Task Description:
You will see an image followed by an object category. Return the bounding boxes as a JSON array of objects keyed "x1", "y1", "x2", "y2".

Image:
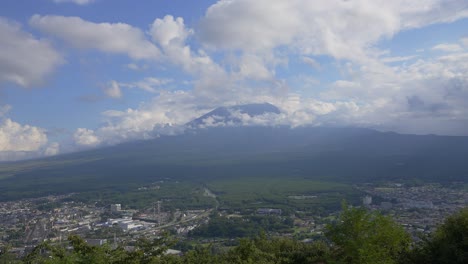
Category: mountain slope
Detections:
[{"x1": 0, "y1": 125, "x2": 467, "y2": 201}]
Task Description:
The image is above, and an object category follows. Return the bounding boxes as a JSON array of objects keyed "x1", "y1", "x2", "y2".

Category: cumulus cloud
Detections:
[
  {"x1": 70, "y1": 86, "x2": 270, "y2": 147},
  {"x1": 73, "y1": 128, "x2": 101, "y2": 146},
  {"x1": 104, "y1": 80, "x2": 122, "y2": 99},
  {"x1": 52, "y1": 0, "x2": 95, "y2": 5},
  {"x1": 302, "y1": 57, "x2": 321, "y2": 70},
  {"x1": 29, "y1": 15, "x2": 161, "y2": 60},
  {"x1": 461, "y1": 37, "x2": 468, "y2": 47},
  {"x1": 380, "y1": 55, "x2": 417, "y2": 63},
  {"x1": 119, "y1": 77, "x2": 172, "y2": 93},
  {"x1": 199, "y1": 0, "x2": 468, "y2": 63},
  {"x1": 126, "y1": 63, "x2": 148, "y2": 71},
  {"x1": 234, "y1": 53, "x2": 274, "y2": 80},
  {"x1": 0, "y1": 18, "x2": 63, "y2": 87},
  {"x1": 149, "y1": 15, "x2": 235, "y2": 98},
  {"x1": 150, "y1": 15, "x2": 192, "y2": 46},
  {"x1": 0, "y1": 118, "x2": 48, "y2": 152},
  {"x1": 0, "y1": 106, "x2": 60, "y2": 160},
  {"x1": 73, "y1": 86, "x2": 366, "y2": 148},
  {"x1": 44, "y1": 142, "x2": 60, "y2": 156},
  {"x1": 83, "y1": 91, "x2": 205, "y2": 145},
  {"x1": 319, "y1": 48, "x2": 468, "y2": 135},
  {"x1": 150, "y1": 15, "x2": 287, "y2": 103},
  {"x1": 150, "y1": 15, "x2": 223, "y2": 75},
  {"x1": 0, "y1": 105, "x2": 12, "y2": 117},
  {"x1": 432, "y1": 43, "x2": 464, "y2": 53}
]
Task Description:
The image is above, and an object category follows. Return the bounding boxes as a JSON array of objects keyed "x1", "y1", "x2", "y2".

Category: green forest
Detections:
[{"x1": 2, "y1": 206, "x2": 466, "y2": 264}]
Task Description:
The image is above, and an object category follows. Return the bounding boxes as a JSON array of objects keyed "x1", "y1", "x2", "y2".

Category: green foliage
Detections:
[
  {"x1": 407, "y1": 208, "x2": 468, "y2": 264},
  {"x1": 22, "y1": 234, "x2": 176, "y2": 264},
  {"x1": 182, "y1": 247, "x2": 219, "y2": 264},
  {"x1": 0, "y1": 245, "x2": 22, "y2": 264},
  {"x1": 222, "y1": 235, "x2": 332, "y2": 264},
  {"x1": 325, "y1": 203, "x2": 411, "y2": 264},
  {"x1": 72, "y1": 182, "x2": 216, "y2": 211},
  {"x1": 207, "y1": 177, "x2": 359, "y2": 212},
  {"x1": 189, "y1": 215, "x2": 293, "y2": 238}
]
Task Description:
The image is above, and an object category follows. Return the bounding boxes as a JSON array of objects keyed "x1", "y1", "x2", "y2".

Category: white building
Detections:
[
  {"x1": 363, "y1": 195, "x2": 372, "y2": 206},
  {"x1": 110, "y1": 204, "x2": 121, "y2": 212}
]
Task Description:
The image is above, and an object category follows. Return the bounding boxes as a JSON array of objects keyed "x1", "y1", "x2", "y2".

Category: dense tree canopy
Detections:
[
  {"x1": 325, "y1": 204, "x2": 411, "y2": 264},
  {"x1": 407, "y1": 208, "x2": 468, "y2": 264}
]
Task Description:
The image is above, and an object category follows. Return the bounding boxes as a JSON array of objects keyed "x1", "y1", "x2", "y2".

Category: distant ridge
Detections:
[
  {"x1": 1, "y1": 124, "x2": 468, "y2": 201},
  {"x1": 187, "y1": 103, "x2": 280, "y2": 128}
]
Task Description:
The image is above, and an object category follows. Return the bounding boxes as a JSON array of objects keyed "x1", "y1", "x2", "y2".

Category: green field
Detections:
[
  {"x1": 207, "y1": 176, "x2": 360, "y2": 212},
  {"x1": 62, "y1": 175, "x2": 360, "y2": 213}
]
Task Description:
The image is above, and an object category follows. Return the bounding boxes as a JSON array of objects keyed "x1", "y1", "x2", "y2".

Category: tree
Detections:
[
  {"x1": 325, "y1": 204, "x2": 411, "y2": 264},
  {"x1": 22, "y1": 234, "x2": 177, "y2": 264},
  {"x1": 0, "y1": 245, "x2": 22, "y2": 264},
  {"x1": 409, "y1": 208, "x2": 468, "y2": 264}
]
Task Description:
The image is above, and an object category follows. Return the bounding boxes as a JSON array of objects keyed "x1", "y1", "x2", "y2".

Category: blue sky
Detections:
[{"x1": 1, "y1": 0, "x2": 468, "y2": 161}]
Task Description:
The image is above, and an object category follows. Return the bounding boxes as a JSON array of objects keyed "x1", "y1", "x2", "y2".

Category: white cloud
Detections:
[
  {"x1": 104, "y1": 80, "x2": 122, "y2": 99},
  {"x1": 0, "y1": 109, "x2": 60, "y2": 160},
  {"x1": 302, "y1": 57, "x2": 321, "y2": 70},
  {"x1": 29, "y1": 15, "x2": 161, "y2": 60},
  {"x1": 0, "y1": 18, "x2": 63, "y2": 87},
  {"x1": 71, "y1": 89, "x2": 244, "y2": 147},
  {"x1": 44, "y1": 142, "x2": 60, "y2": 156},
  {"x1": 461, "y1": 37, "x2": 468, "y2": 47},
  {"x1": 94, "y1": 91, "x2": 204, "y2": 144},
  {"x1": 319, "y1": 48, "x2": 468, "y2": 135},
  {"x1": 399, "y1": 0, "x2": 468, "y2": 28},
  {"x1": 0, "y1": 118, "x2": 48, "y2": 152},
  {"x1": 432, "y1": 43, "x2": 464, "y2": 53},
  {"x1": 0, "y1": 105, "x2": 11, "y2": 117},
  {"x1": 150, "y1": 15, "x2": 222, "y2": 74},
  {"x1": 126, "y1": 63, "x2": 140, "y2": 71},
  {"x1": 200, "y1": 0, "x2": 301, "y2": 51},
  {"x1": 149, "y1": 15, "x2": 192, "y2": 46},
  {"x1": 74, "y1": 86, "x2": 367, "y2": 147},
  {"x1": 235, "y1": 54, "x2": 273, "y2": 80},
  {"x1": 199, "y1": 0, "x2": 468, "y2": 63},
  {"x1": 119, "y1": 77, "x2": 172, "y2": 93},
  {"x1": 380, "y1": 55, "x2": 417, "y2": 63},
  {"x1": 53, "y1": 0, "x2": 95, "y2": 5},
  {"x1": 73, "y1": 128, "x2": 101, "y2": 146},
  {"x1": 149, "y1": 15, "x2": 233, "y2": 98}
]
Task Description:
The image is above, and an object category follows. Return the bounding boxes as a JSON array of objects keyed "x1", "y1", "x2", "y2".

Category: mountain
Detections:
[
  {"x1": 0, "y1": 106, "x2": 468, "y2": 201},
  {"x1": 187, "y1": 103, "x2": 281, "y2": 128}
]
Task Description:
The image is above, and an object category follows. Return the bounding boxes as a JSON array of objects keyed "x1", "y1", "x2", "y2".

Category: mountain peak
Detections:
[{"x1": 187, "y1": 103, "x2": 280, "y2": 128}]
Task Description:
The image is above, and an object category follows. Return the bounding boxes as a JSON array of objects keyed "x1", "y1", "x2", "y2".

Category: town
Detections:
[{"x1": 1, "y1": 182, "x2": 467, "y2": 258}]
